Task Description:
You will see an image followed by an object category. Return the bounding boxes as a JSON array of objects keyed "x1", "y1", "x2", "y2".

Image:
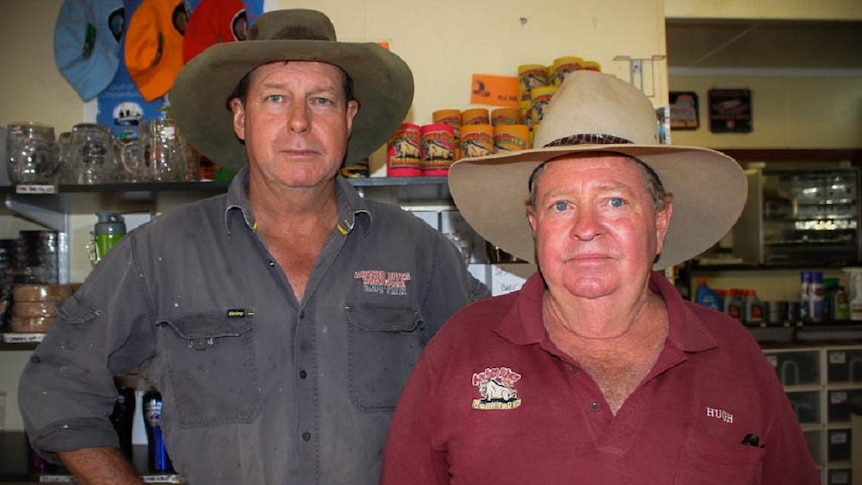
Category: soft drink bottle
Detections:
[{"x1": 143, "y1": 390, "x2": 173, "y2": 472}]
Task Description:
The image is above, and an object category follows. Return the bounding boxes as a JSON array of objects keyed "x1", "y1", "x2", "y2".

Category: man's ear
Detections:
[
  {"x1": 654, "y1": 195, "x2": 674, "y2": 256},
  {"x1": 345, "y1": 99, "x2": 359, "y2": 135},
  {"x1": 229, "y1": 98, "x2": 246, "y2": 142}
]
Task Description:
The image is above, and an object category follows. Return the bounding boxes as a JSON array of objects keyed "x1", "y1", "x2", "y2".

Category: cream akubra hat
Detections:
[{"x1": 448, "y1": 70, "x2": 747, "y2": 270}]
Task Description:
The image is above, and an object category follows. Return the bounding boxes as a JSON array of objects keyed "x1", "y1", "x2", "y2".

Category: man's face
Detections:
[
  {"x1": 526, "y1": 154, "x2": 672, "y2": 301},
  {"x1": 230, "y1": 61, "x2": 359, "y2": 189}
]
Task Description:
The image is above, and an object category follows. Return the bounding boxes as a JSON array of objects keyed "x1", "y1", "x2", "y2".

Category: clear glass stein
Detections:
[
  {"x1": 139, "y1": 119, "x2": 187, "y2": 182},
  {"x1": 6, "y1": 122, "x2": 59, "y2": 184},
  {"x1": 69, "y1": 123, "x2": 116, "y2": 184}
]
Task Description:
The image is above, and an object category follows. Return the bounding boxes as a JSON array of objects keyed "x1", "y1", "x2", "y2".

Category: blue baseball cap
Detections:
[{"x1": 54, "y1": 0, "x2": 125, "y2": 101}]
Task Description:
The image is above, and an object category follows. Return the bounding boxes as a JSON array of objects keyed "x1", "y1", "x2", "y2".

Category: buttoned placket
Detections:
[{"x1": 294, "y1": 304, "x2": 320, "y2": 482}]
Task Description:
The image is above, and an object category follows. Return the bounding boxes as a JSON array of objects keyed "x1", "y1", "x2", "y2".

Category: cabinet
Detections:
[
  {"x1": 733, "y1": 167, "x2": 861, "y2": 266},
  {"x1": 763, "y1": 343, "x2": 862, "y2": 484}
]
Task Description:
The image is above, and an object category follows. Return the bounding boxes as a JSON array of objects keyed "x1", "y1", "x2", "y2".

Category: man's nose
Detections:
[
  {"x1": 288, "y1": 104, "x2": 311, "y2": 133},
  {"x1": 570, "y1": 206, "x2": 601, "y2": 240}
]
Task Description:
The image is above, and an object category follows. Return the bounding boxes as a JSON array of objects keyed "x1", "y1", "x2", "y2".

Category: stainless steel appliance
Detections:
[{"x1": 733, "y1": 167, "x2": 861, "y2": 265}]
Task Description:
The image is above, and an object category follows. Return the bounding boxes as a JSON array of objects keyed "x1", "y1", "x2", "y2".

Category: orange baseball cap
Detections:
[{"x1": 124, "y1": 0, "x2": 187, "y2": 102}]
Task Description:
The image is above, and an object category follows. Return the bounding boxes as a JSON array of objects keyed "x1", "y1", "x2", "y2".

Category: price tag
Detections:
[{"x1": 15, "y1": 184, "x2": 58, "y2": 194}]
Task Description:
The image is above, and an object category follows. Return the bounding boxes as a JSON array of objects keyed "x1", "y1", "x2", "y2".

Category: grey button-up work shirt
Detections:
[{"x1": 19, "y1": 167, "x2": 489, "y2": 484}]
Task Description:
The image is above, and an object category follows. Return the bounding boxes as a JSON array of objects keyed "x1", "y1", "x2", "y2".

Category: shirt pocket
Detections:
[
  {"x1": 673, "y1": 428, "x2": 765, "y2": 485},
  {"x1": 345, "y1": 303, "x2": 424, "y2": 412},
  {"x1": 157, "y1": 313, "x2": 261, "y2": 428},
  {"x1": 46, "y1": 294, "x2": 101, "y2": 352}
]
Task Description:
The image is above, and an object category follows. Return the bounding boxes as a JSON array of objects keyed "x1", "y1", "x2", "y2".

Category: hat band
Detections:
[{"x1": 543, "y1": 133, "x2": 633, "y2": 148}]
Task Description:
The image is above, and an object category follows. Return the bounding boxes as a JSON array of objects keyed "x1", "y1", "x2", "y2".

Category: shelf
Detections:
[{"x1": 0, "y1": 176, "x2": 448, "y2": 196}]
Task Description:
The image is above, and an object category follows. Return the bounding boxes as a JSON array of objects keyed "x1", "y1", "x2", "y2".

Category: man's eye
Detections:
[
  {"x1": 553, "y1": 201, "x2": 569, "y2": 211},
  {"x1": 312, "y1": 97, "x2": 334, "y2": 105},
  {"x1": 265, "y1": 94, "x2": 284, "y2": 102},
  {"x1": 609, "y1": 197, "x2": 625, "y2": 208}
]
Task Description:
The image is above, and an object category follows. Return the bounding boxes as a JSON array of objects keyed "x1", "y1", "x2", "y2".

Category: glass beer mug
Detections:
[
  {"x1": 139, "y1": 120, "x2": 187, "y2": 182},
  {"x1": 69, "y1": 123, "x2": 116, "y2": 184},
  {"x1": 6, "y1": 122, "x2": 59, "y2": 184}
]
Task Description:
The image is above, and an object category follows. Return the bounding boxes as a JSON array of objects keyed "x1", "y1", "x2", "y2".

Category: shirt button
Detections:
[
  {"x1": 301, "y1": 432, "x2": 311, "y2": 441},
  {"x1": 589, "y1": 401, "x2": 602, "y2": 412},
  {"x1": 566, "y1": 364, "x2": 577, "y2": 373},
  {"x1": 269, "y1": 260, "x2": 276, "y2": 267},
  {"x1": 299, "y1": 310, "x2": 305, "y2": 319},
  {"x1": 30, "y1": 355, "x2": 41, "y2": 364},
  {"x1": 299, "y1": 369, "x2": 308, "y2": 379}
]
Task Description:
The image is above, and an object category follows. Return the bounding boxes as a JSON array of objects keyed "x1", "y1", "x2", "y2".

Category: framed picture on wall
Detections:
[
  {"x1": 708, "y1": 89, "x2": 752, "y2": 133},
  {"x1": 669, "y1": 91, "x2": 699, "y2": 130}
]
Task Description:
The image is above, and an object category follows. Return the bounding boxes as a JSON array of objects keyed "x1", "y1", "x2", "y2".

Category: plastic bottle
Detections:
[
  {"x1": 714, "y1": 289, "x2": 729, "y2": 314},
  {"x1": 694, "y1": 279, "x2": 721, "y2": 311},
  {"x1": 726, "y1": 289, "x2": 744, "y2": 322},
  {"x1": 810, "y1": 271, "x2": 824, "y2": 322},
  {"x1": 743, "y1": 289, "x2": 765, "y2": 325},
  {"x1": 845, "y1": 268, "x2": 862, "y2": 321},
  {"x1": 834, "y1": 286, "x2": 850, "y2": 321},
  {"x1": 800, "y1": 271, "x2": 812, "y2": 321}
]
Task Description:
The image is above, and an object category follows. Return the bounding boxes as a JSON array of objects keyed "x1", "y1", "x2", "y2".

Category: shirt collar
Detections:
[
  {"x1": 222, "y1": 168, "x2": 372, "y2": 236},
  {"x1": 495, "y1": 270, "x2": 718, "y2": 353}
]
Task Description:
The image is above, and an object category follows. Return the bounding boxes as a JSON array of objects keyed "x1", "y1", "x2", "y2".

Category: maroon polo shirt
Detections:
[{"x1": 380, "y1": 271, "x2": 818, "y2": 485}]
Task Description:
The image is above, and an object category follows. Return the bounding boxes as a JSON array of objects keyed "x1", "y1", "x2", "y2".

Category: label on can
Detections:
[
  {"x1": 387, "y1": 123, "x2": 422, "y2": 177},
  {"x1": 493, "y1": 124, "x2": 530, "y2": 152},
  {"x1": 459, "y1": 124, "x2": 495, "y2": 159},
  {"x1": 517, "y1": 64, "x2": 549, "y2": 102},
  {"x1": 420, "y1": 124, "x2": 456, "y2": 176}
]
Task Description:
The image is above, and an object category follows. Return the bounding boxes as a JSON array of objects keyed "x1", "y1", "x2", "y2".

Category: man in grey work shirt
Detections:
[{"x1": 19, "y1": 9, "x2": 488, "y2": 485}]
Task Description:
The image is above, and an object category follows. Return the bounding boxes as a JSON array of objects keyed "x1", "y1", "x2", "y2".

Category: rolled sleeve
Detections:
[{"x1": 19, "y1": 235, "x2": 156, "y2": 460}]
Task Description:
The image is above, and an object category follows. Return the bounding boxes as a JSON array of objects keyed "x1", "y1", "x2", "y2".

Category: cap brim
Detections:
[
  {"x1": 171, "y1": 39, "x2": 414, "y2": 171},
  {"x1": 448, "y1": 144, "x2": 747, "y2": 270}
]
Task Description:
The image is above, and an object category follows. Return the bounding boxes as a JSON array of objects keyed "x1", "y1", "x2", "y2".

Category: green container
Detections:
[{"x1": 93, "y1": 212, "x2": 126, "y2": 261}]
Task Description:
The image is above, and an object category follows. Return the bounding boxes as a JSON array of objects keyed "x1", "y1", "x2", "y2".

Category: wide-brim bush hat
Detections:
[
  {"x1": 171, "y1": 9, "x2": 414, "y2": 171},
  {"x1": 448, "y1": 70, "x2": 747, "y2": 270}
]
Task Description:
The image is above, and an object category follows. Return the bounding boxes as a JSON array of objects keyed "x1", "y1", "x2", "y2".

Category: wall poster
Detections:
[
  {"x1": 708, "y1": 88, "x2": 752, "y2": 133},
  {"x1": 669, "y1": 91, "x2": 698, "y2": 130}
]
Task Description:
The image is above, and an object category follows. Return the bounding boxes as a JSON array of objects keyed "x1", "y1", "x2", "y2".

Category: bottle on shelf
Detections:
[
  {"x1": 726, "y1": 289, "x2": 744, "y2": 322},
  {"x1": 800, "y1": 271, "x2": 812, "y2": 321},
  {"x1": 743, "y1": 289, "x2": 765, "y2": 325},
  {"x1": 694, "y1": 279, "x2": 721, "y2": 311},
  {"x1": 844, "y1": 267, "x2": 862, "y2": 321},
  {"x1": 809, "y1": 271, "x2": 825, "y2": 323}
]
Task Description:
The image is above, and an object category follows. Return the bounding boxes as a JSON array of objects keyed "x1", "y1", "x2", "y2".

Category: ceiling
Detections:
[{"x1": 665, "y1": 19, "x2": 862, "y2": 76}]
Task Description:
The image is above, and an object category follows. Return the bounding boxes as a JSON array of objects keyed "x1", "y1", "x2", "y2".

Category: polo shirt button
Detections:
[
  {"x1": 566, "y1": 364, "x2": 577, "y2": 373},
  {"x1": 301, "y1": 432, "x2": 311, "y2": 441},
  {"x1": 299, "y1": 310, "x2": 305, "y2": 319},
  {"x1": 269, "y1": 261, "x2": 275, "y2": 267},
  {"x1": 299, "y1": 369, "x2": 308, "y2": 379},
  {"x1": 589, "y1": 401, "x2": 602, "y2": 412}
]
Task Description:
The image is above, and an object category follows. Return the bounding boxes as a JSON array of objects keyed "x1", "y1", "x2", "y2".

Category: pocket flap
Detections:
[
  {"x1": 345, "y1": 304, "x2": 421, "y2": 332},
  {"x1": 160, "y1": 314, "x2": 254, "y2": 340}
]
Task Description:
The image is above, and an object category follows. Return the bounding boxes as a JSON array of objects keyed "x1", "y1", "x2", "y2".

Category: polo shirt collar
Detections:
[{"x1": 495, "y1": 270, "x2": 718, "y2": 354}]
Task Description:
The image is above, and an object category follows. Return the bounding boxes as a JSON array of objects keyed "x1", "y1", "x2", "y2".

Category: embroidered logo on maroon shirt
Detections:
[{"x1": 471, "y1": 366, "x2": 522, "y2": 410}]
